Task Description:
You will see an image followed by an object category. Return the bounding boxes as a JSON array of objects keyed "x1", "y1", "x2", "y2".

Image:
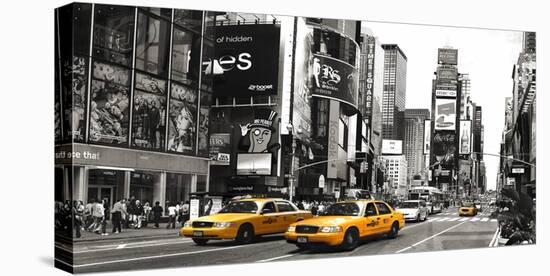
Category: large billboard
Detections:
[
  {"x1": 291, "y1": 19, "x2": 313, "y2": 141},
  {"x1": 432, "y1": 132, "x2": 456, "y2": 168},
  {"x1": 435, "y1": 98, "x2": 456, "y2": 130},
  {"x1": 311, "y1": 54, "x2": 359, "y2": 108},
  {"x1": 438, "y1": 48, "x2": 458, "y2": 65},
  {"x1": 382, "y1": 139, "x2": 403, "y2": 155},
  {"x1": 424, "y1": 120, "x2": 431, "y2": 154},
  {"x1": 207, "y1": 24, "x2": 280, "y2": 97},
  {"x1": 364, "y1": 36, "x2": 376, "y2": 121},
  {"x1": 459, "y1": 120, "x2": 472, "y2": 154}
]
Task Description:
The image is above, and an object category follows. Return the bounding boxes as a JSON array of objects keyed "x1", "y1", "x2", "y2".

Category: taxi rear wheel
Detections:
[
  {"x1": 192, "y1": 239, "x2": 208, "y2": 246},
  {"x1": 236, "y1": 224, "x2": 255, "y2": 244},
  {"x1": 341, "y1": 228, "x2": 359, "y2": 251},
  {"x1": 387, "y1": 222, "x2": 399, "y2": 239}
]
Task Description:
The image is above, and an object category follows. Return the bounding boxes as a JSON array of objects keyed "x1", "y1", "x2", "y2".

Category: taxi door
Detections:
[
  {"x1": 361, "y1": 202, "x2": 380, "y2": 238},
  {"x1": 275, "y1": 201, "x2": 299, "y2": 232},
  {"x1": 374, "y1": 202, "x2": 394, "y2": 234},
  {"x1": 257, "y1": 201, "x2": 280, "y2": 235}
]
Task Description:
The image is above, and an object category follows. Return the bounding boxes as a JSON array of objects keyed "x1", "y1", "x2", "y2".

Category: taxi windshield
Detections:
[
  {"x1": 399, "y1": 202, "x2": 419, "y2": 209},
  {"x1": 218, "y1": 201, "x2": 258, "y2": 214},
  {"x1": 461, "y1": 202, "x2": 474, "y2": 207},
  {"x1": 321, "y1": 203, "x2": 361, "y2": 216}
]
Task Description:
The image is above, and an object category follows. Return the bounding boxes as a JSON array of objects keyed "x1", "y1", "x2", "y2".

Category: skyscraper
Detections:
[
  {"x1": 404, "y1": 109, "x2": 430, "y2": 183},
  {"x1": 459, "y1": 74, "x2": 471, "y2": 120},
  {"x1": 381, "y1": 44, "x2": 407, "y2": 141}
]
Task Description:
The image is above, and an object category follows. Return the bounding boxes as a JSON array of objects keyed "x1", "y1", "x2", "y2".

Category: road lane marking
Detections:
[
  {"x1": 459, "y1": 217, "x2": 469, "y2": 221},
  {"x1": 489, "y1": 227, "x2": 500, "y2": 247},
  {"x1": 447, "y1": 217, "x2": 460, "y2": 221},
  {"x1": 116, "y1": 244, "x2": 126, "y2": 249},
  {"x1": 71, "y1": 242, "x2": 270, "y2": 268},
  {"x1": 395, "y1": 221, "x2": 467, "y2": 253},
  {"x1": 481, "y1": 218, "x2": 489, "y2": 222},
  {"x1": 58, "y1": 239, "x2": 195, "y2": 254},
  {"x1": 470, "y1": 217, "x2": 481, "y2": 222},
  {"x1": 256, "y1": 254, "x2": 295, "y2": 263},
  {"x1": 438, "y1": 217, "x2": 451, "y2": 221}
]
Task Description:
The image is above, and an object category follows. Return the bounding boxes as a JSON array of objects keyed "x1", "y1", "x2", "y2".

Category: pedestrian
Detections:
[
  {"x1": 176, "y1": 201, "x2": 184, "y2": 225},
  {"x1": 110, "y1": 198, "x2": 126, "y2": 234},
  {"x1": 134, "y1": 200, "x2": 144, "y2": 229},
  {"x1": 182, "y1": 200, "x2": 190, "y2": 225},
  {"x1": 297, "y1": 201, "x2": 304, "y2": 210},
  {"x1": 83, "y1": 199, "x2": 94, "y2": 230},
  {"x1": 143, "y1": 201, "x2": 151, "y2": 228},
  {"x1": 128, "y1": 196, "x2": 137, "y2": 228},
  {"x1": 92, "y1": 200, "x2": 105, "y2": 235},
  {"x1": 167, "y1": 202, "x2": 177, "y2": 229},
  {"x1": 311, "y1": 203, "x2": 318, "y2": 216},
  {"x1": 86, "y1": 199, "x2": 99, "y2": 232},
  {"x1": 72, "y1": 201, "x2": 83, "y2": 238},
  {"x1": 152, "y1": 201, "x2": 163, "y2": 228},
  {"x1": 122, "y1": 198, "x2": 129, "y2": 229},
  {"x1": 100, "y1": 199, "x2": 109, "y2": 236}
]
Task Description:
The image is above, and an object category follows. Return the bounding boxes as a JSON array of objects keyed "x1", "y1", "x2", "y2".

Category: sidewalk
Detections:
[{"x1": 74, "y1": 222, "x2": 182, "y2": 243}]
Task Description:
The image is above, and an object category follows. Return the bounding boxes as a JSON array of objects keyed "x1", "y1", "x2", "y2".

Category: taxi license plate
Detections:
[
  {"x1": 297, "y1": 236, "x2": 308, "y2": 243},
  {"x1": 193, "y1": 231, "x2": 203, "y2": 237}
]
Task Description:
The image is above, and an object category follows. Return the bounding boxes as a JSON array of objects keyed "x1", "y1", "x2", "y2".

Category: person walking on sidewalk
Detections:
[
  {"x1": 143, "y1": 201, "x2": 151, "y2": 228},
  {"x1": 91, "y1": 200, "x2": 105, "y2": 235},
  {"x1": 181, "y1": 200, "x2": 190, "y2": 226},
  {"x1": 83, "y1": 199, "x2": 94, "y2": 230},
  {"x1": 87, "y1": 199, "x2": 100, "y2": 232},
  {"x1": 152, "y1": 201, "x2": 163, "y2": 228},
  {"x1": 122, "y1": 198, "x2": 129, "y2": 229},
  {"x1": 127, "y1": 196, "x2": 137, "y2": 228},
  {"x1": 134, "y1": 200, "x2": 144, "y2": 229},
  {"x1": 111, "y1": 198, "x2": 126, "y2": 234},
  {"x1": 100, "y1": 198, "x2": 109, "y2": 236},
  {"x1": 167, "y1": 202, "x2": 177, "y2": 229},
  {"x1": 73, "y1": 201, "x2": 83, "y2": 238}
]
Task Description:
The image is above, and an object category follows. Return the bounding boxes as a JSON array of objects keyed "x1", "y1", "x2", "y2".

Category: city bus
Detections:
[{"x1": 408, "y1": 186, "x2": 444, "y2": 214}]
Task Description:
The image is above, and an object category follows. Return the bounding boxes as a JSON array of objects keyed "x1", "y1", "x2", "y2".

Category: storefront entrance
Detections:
[
  {"x1": 87, "y1": 186, "x2": 115, "y2": 207},
  {"x1": 88, "y1": 169, "x2": 124, "y2": 207}
]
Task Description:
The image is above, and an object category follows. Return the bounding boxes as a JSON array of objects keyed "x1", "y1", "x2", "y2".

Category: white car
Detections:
[
  {"x1": 426, "y1": 201, "x2": 442, "y2": 214},
  {"x1": 396, "y1": 200, "x2": 429, "y2": 222}
]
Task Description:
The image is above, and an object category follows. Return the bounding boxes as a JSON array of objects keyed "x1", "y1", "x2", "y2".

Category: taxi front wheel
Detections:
[
  {"x1": 236, "y1": 224, "x2": 255, "y2": 244},
  {"x1": 341, "y1": 228, "x2": 359, "y2": 251}
]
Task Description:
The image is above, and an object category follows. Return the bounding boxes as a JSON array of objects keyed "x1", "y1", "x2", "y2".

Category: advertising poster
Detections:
[
  {"x1": 459, "y1": 120, "x2": 472, "y2": 154},
  {"x1": 436, "y1": 67, "x2": 458, "y2": 82},
  {"x1": 438, "y1": 48, "x2": 458, "y2": 65},
  {"x1": 382, "y1": 139, "x2": 403, "y2": 155},
  {"x1": 135, "y1": 72, "x2": 167, "y2": 95},
  {"x1": 431, "y1": 132, "x2": 456, "y2": 168},
  {"x1": 311, "y1": 54, "x2": 359, "y2": 108},
  {"x1": 208, "y1": 24, "x2": 280, "y2": 97},
  {"x1": 190, "y1": 198, "x2": 200, "y2": 220},
  {"x1": 424, "y1": 120, "x2": 431, "y2": 154},
  {"x1": 209, "y1": 133, "x2": 231, "y2": 165},
  {"x1": 167, "y1": 101, "x2": 197, "y2": 154},
  {"x1": 435, "y1": 98, "x2": 456, "y2": 130},
  {"x1": 55, "y1": 71, "x2": 62, "y2": 142},
  {"x1": 291, "y1": 19, "x2": 313, "y2": 141},
  {"x1": 198, "y1": 91, "x2": 212, "y2": 156},
  {"x1": 131, "y1": 91, "x2": 166, "y2": 149},
  {"x1": 62, "y1": 56, "x2": 88, "y2": 141},
  {"x1": 89, "y1": 61, "x2": 131, "y2": 144}
]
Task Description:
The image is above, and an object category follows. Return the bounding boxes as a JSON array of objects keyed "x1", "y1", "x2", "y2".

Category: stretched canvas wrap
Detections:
[{"x1": 55, "y1": 2, "x2": 536, "y2": 273}]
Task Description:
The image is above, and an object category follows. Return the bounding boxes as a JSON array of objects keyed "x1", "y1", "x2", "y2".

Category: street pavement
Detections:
[{"x1": 57, "y1": 207, "x2": 499, "y2": 273}]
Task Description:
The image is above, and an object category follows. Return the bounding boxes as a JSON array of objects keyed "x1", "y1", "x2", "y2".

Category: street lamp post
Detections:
[{"x1": 289, "y1": 137, "x2": 296, "y2": 202}]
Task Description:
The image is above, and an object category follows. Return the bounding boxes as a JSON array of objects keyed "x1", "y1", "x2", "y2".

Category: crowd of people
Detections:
[{"x1": 55, "y1": 196, "x2": 193, "y2": 239}]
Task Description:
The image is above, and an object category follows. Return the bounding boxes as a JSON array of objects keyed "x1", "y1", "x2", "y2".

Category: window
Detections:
[
  {"x1": 171, "y1": 27, "x2": 201, "y2": 85},
  {"x1": 365, "y1": 203, "x2": 377, "y2": 216},
  {"x1": 93, "y1": 5, "x2": 135, "y2": 66},
  {"x1": 375, "y1": 202, "x2": 392, "y2": 215},
  {"x1": 261, "y1": 202, "x2": 276, "y2": 213},
  {"x1": 276, "y1": 201, "x2": 296, "y2": 212},
  {"x1": 135, "y1": 11, "x2": 171, "y2": 77}
]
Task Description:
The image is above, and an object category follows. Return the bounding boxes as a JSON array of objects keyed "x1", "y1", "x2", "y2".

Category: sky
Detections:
[{"x1": 365, "y1": 21, "x2": 524, "y2": 190}]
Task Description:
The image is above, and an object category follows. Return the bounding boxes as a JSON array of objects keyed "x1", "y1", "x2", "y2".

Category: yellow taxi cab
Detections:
[
  {"x1": 458, "y1": 201, "x2": 478, "y2": 216},
  {"x1": 284, "y1": 200, "x2": 405, "y2": 250},
  {"x1": 180, "y1": 198, "x2": 312, "y2": 245}
]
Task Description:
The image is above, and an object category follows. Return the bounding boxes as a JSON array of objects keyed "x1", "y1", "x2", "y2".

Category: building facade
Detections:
[
  {"x1": 404, "y1": 109, "x2": 430, "y2": 184},
  {"x1": 381, "y1": 155, "x2": 408, "y2": 197},
  {"x1": 381, "y1": 44, "x2": 407, "y2": 141}
]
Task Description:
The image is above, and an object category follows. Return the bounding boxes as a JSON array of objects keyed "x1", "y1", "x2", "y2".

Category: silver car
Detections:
[{"x1": 396, "y1": 200, "x2": 429, "y2": 222}]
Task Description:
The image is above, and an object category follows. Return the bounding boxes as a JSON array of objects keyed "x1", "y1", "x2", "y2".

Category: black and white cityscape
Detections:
[{"x1": 54, "y1": 3, "x2": 536, "y2": 273}]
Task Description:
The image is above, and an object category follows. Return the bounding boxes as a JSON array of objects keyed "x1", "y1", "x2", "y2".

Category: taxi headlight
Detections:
[
  {"x1": 183, "y1": 221, "x2": 192, "y2": 228},
  {"x1": 319, "y1": 226, "x2": 342, "y2": 233},
  {"x1": 287, "y1": 226, "x2": 296, "y2": 232},
  {"x1": 213, "y1": 222, "x2": 233, "y2": 228}
]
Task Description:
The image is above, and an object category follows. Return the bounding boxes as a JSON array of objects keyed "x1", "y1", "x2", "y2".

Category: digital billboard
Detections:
[
  {"x1": 207, "y1": 24, "x2": 280, "y2": 97},
  {"x1": 435, "y1": 98, "x2": 456, "y2": 130},
  {"x1": 459, "y1": 120, "x2": 472, "y2": 154},
  {"x1": 431, "y1": 132, "x2": 456, "y2": 168},
  {"x1": 438, "y1": 48, "x2": 458, "y2": 65},
  {"x1": 382, "y1": 139, "x2": 403, "y2": 155},
  {"x1": 311, "y1": 54, "x2": 359, "y2": 108},
  {"x1": 236, "y1": 153, "x2": 272, "y2": 175},
  {"x1": 424, "y1": 120, "x2": 431, "y2": 154}
]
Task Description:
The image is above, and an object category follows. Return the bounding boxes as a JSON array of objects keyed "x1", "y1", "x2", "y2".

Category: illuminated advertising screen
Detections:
[
  {"x1": 438, "y1": 48, "x2": 458, "y2": 65},
  {"x1": 311, "y1": 54, "x2": 359, "y2": 108},
  {"x1": 207, "y1": 24, "x2": 281, "y2": 97},
  {"x1": 236, "y1": 153, "x2": 273, "y2": 176},
  {"x1": 435, "y1": 98, "x2": 456, "y2": 130},
  {"x1": 382, "y1": 139, "x2": 403, "y2": 155},
  {"x1": 459, "y1": 120, "x2": 472, "y2": 154},
  {"x1": 431, "y1": 132, "x2": 456, "y2": 168},
  {"x1": 424, "y1": 120, "x2": 431, "y2": 154}
]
